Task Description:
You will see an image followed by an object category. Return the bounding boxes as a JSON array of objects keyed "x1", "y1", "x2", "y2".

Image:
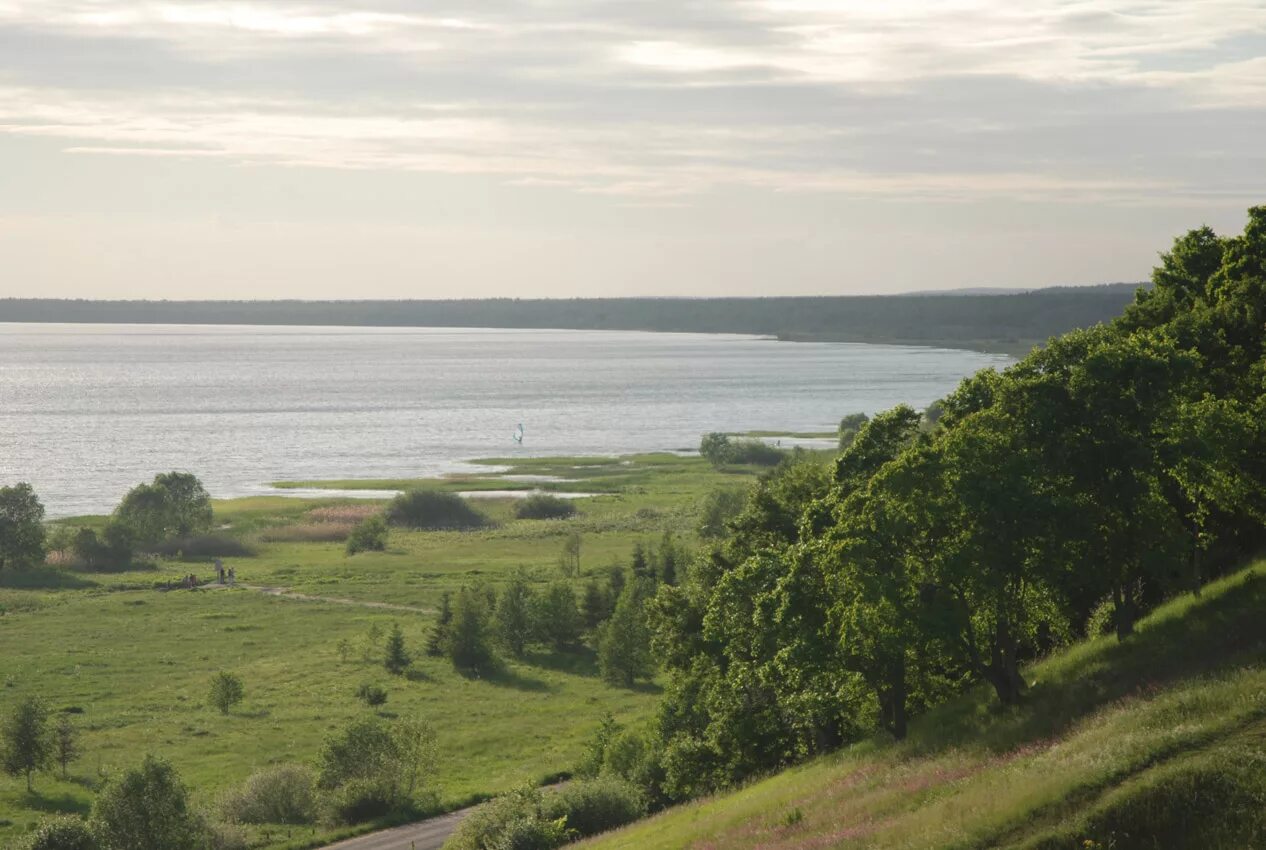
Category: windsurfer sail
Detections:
[{"x1": 513, "y1": 423, "x2": 525, "y2": 444}]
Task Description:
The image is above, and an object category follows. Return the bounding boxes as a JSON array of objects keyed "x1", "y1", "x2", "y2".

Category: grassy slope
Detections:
[
  {"x1": 582, "y1": 561, "x2": 1266, "y2": 850},
  {"x1": 0, "y1": 454, "x2": 777, "y2": 847}
]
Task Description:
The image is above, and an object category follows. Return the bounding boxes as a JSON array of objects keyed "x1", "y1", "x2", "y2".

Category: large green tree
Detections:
[{"x1": 0, "y1": 483, "x2": 46, "y2": 572}]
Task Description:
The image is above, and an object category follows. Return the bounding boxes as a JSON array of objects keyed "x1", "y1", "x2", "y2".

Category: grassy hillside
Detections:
[
  {"x1": 580, "y1": 560, "x2": 1266, "y2": 850},
  {"x1": 0, "y1": 453, "x2": 782, "y2": 848}
]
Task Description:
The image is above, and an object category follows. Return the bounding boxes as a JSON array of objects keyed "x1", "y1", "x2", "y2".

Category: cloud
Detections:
[{"x1": 0, "y1": 0, "x2": 1263, "y2": 203}]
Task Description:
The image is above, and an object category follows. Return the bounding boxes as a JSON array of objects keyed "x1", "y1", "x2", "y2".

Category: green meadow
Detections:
[{"x1": 0, "y1": 452, "x2": 782, "y2": 847}]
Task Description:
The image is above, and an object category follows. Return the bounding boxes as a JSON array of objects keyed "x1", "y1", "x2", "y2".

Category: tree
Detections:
[
  {"x1": 559, "y1": 532, "x2": 582, "y2": 577},
  {"x1": 581, "y1": 579, "x2": 610, "y2": 631},
  {"x1": 54, "y1": 715, "x2": 81, "y2": 780},
  {"x1": 533, "y1": 581, "x2": 582, "y2": 650},
  {"x1": 114, "y1": 472, "x2": 212, "y2": 546},
  {"x1": 426, "y1": 592, "x2": 453, "y2": 657},
  {"x1": 445, "y1": 587, "x2": 497, "y2": 673},
  {"x1": 2, "y1": 695, "x2": 52, "y2": 791},
  {"x1": 151, "y1": 472, "x2": 213, "y2": 538},
  {"x1": 494, "y1": 571, "x2": 535, "y2": 657},
  {"x1": 598, "y1": 582, "x2": 655, "y2": 687},
  {"x1": 658, "y1": 532, "x2": 681, "y2": 586},
  {"x1": 838, "y1": 412, "x2": 869, "y2": 448},
  {"x1": 346, "y1": 515, "x2": 388, "y2": 555},
  {"x1": 0, "y1": 483, "x2": 46, "y2": 572},
  {"x1": 384, "y1": 623, "x2": 411, "y2": 675},
  {"x1": 208, "y1": 671, "x2": 245, "y2": 715},
  {"x1": 91, "y1": 755, "x2": 203, "y2": 850}
]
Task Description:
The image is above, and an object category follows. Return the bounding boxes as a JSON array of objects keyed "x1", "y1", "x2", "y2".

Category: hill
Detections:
[
  {"x1": 0, "y1": 285, "x2": 1143, "y2": 355},
  {"x1": 581, "y1": 560, "x2": 1266, "y2": 849}
]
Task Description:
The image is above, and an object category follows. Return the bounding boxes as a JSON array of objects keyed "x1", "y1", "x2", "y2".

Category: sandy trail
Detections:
[{"x1": 201, "y1": 582, "x2": 435, "y2": 615}]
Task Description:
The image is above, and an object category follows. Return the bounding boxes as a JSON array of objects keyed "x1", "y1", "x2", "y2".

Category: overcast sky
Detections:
[{"x1": 1, "y1": 1, "x2": 1264, "y2": 299}]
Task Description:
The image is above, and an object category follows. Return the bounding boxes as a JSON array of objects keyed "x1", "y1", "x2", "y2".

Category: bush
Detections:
[
  {"x1": 386, "y1": 490, "x2": 488, "y2": 530},
  {"x1": 543, "y1": 777, "x2": 647, "y2": 838},
  {"x1": 316, "y1": 716, "x2": 437, "y2": 824},
  {"x1": 838, "y1": 412, "x2": 869, "y2": 449},
  {"x1": 356, "y1": 683, "x2": 388, "y2": 707},
  {"x1": 113, "y1": 472, "x2": 212, "y2": 546},
  {"x1": 147, "y1": 535, "x2": 256, "y2": 559},
  {"x1": 514, "y1": 495, "x2": 577, "y2": 520},
  {"x1": 447, "y1": 779, "x2": 646, "y2": 850},
  {"x1": 696, "y1": 489, "x2": 746, "y2": 539},
  {"x1": 16, "y1": 816, "x2": 97, "y2": 850},
  {"x1": 346, "y1": 515, "x2": 389, "y2": 555},
  {"x1": 445, "y1": 786, "x2": 567, "y2": 850},
  {"x1": 71, "y1": 523, "x2": 136, "y2": 571},
  {"x1": 699, "y1": 433, "x2": 784, "y2": 468},
  {"x1": 324, "y1": 778, "x2": 398, "y2": 825},
  {"x1": 220, "y1": 764, "x2": 316, "y2": 825},
  {"x1": 92, "y1": 755, "x2": 203, "y2": 850},
  {"x1": 208, "y1": 672, "x2": 244, "y2": 715}
]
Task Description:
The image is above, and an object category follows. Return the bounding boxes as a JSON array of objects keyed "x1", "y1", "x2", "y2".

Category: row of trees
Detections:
[
  {"x1": 601, "y1": 208, "x2": 1266, "y2": 805},
  {"x1": 0, "y1": 472, "x2": 216, "y2": 574}
]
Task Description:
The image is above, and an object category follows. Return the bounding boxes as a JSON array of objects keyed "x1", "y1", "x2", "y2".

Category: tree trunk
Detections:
[
  {"x1": 1113, "y1": 584, "x2": 1136, "y2": 641},
  {"x1": 889, "y1": 656, "x2": 908, "y2": 740}
]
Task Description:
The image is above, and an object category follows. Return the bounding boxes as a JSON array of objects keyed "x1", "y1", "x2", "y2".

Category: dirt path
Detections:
[
  {"x1": 319, "y1": 807, "x2": 470, "y2": 850},
  {"x1": 232, "y1": 583, "x2": 436, "y2": 615}
]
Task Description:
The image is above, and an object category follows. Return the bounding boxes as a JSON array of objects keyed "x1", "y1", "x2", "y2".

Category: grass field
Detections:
[
  {"x1": 0, "y1": 452, "x2": 784, "y2": 848},
  {"x1": 580, "y1": 561, "x2": 1266, "y2": 850}
]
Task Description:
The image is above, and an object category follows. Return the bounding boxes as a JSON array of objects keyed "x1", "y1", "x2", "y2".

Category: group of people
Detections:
[
  {"x1": 163, "y1": 559, "x2": 236, "y2": 591},
  {"x1": 214, "y1": 558, "x2": 236, "y2": 586}
]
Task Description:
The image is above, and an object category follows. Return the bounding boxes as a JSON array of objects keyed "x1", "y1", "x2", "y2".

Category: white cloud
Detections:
[{"x1": 0, "y1": 0, "x2": 1263, "y2": 203}]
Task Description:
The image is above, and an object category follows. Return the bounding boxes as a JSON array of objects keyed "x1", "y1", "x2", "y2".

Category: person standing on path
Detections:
[{"x1": 215, "y1": 558, "x2": 224, "y2": 584}]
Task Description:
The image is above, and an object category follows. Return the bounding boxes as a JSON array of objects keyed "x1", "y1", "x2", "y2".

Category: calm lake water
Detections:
[{"x1": 0, "y1": 324, "x2": 1010, "y2": 517}]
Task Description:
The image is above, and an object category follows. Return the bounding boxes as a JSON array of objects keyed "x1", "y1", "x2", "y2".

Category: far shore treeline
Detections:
[{"x1": 0, "y1": 285, "x2": 1142, "y2": 355}]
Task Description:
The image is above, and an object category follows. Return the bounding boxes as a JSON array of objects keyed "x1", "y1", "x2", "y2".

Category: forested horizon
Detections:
[{"x1": 0, "y1": 284, "x2": 1142, "y2": 354}]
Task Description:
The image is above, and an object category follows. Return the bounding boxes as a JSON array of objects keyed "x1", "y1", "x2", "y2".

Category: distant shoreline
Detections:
[{"x1": 0, "y1": 285, "x2": 1142, "y2": 358}]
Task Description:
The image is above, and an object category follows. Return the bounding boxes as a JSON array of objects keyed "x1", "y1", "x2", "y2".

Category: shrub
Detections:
[
  {"x1": 208, "y1": 672, "x2": 245, "y2": 715},
  {"x1": 543, "y1": 777, "x2": 647, "y2": 837},
  {"x1": 726, "y1": 439, "x2": 784, "y2": 466},
  {"x1": 696, "y1": 489, "x2": 746, "y2": 539},
  {"x1": 324, "y1": 778, "x2": 399, "y2": 825},
  {"x1": 16, "y1": 815, "x2": 97, "y2": 850},
  {"x1": 71, "y1": 523, "x2": 136, "y2": 571},
  {"x1": 203, "y1": 821, "x2": 248, "y2": 850},
  {"x1": 386, "y1": 490, "x2": 488, "y2": 530},
  {"x1": 316, "y1": 715, "x2": 437, "y2": 823},
  {"x1": 356, "y1": 683, "x2": 388, "y2": 707},
  {"x1": 444, "y1": 786, "x2": 567, "y2": 850},
  {"x1": 147, "y1": 535, "x2": 256, "y2": 559},
  {"x1": 347, "y1": 515, "x2": 389, "y2": 555},
  {"x1": 92, "y1": 755, "x2": 203, "y2": 850},
  {"x1": 514, "y1": 495, "x2": 577, "y2": 520},
  {"x1": 220, "y1": 764, "x2": 316, "y2": 825}
]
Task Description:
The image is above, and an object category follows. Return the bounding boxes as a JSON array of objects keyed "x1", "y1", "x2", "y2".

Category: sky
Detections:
[{"x1": 0, "y1": 1, "x2": 1264, "y2": 299}]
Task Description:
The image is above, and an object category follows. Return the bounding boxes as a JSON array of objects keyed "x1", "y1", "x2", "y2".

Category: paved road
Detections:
[{"x1": 320, "y1": 807, "x2": 471, "y2": 850}]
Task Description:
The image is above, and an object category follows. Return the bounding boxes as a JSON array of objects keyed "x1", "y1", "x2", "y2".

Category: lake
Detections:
[{"x1": 0, "y1": 324, "x2": 1010, "y2": 517}]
